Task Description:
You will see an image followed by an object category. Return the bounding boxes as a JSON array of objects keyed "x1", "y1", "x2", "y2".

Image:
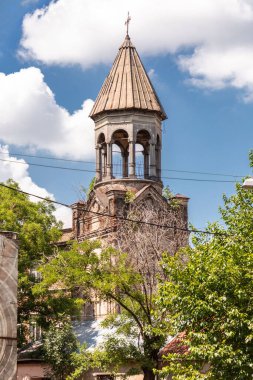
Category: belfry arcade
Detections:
[{"x1": 95, "y1": 125, "x2": 162, "y2": 181}]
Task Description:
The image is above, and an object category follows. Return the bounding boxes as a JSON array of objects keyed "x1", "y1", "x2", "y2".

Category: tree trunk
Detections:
[
  {"x1": 143, "y1": 367, "x2": 156, "y2": 380},
  {"x1": 142, "y1": 338, "x2": 160, "y2": 380}
]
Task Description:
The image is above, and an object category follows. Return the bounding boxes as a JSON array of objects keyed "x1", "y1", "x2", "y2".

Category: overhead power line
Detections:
[
  {"x1": 1, "y1": 151, "x2": 244, "y2": 178},
  {"x1": 162, "y1": 177, "x2": 235, "y2": 183},
  {"x1": 0, "y1": 152, "x2": 94, "y2": 165},
  {"x1": 0, "y1": 158, "x2": 240, "y2": 183},
  {"x1": 0, "y1": 158, "x2": 95, "y2": 174},
  {"x1": 0, "y1": 182, "x2": 227, "y2": 237},
  {"x1": 163, "y1": 169, "x2": 242, "y2": 178}
]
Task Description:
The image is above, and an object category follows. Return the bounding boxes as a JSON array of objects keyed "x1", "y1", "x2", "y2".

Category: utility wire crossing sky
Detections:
[
  {"x1": 0, "y1": 182, "x2": 228, "y2": 237},
  {"x1": 0, "y1": 0, "x2": 252, "y2": 228}
]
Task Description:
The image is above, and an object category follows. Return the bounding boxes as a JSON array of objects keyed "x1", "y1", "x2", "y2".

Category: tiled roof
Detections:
[
  {"x1": 160, "y1": 332, "x2": 189, "y2": 357},
  {"x1": 90, "y1": 35, "x2": 167, "y2": 120}
]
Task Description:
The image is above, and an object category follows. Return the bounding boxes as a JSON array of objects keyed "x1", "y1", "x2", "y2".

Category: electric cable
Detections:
[
  {"x1": 0, "y1": 158, "x2": 240, "y2": 183},
  {"x1": 0, "y1": 182, "x2": 227, "y2": 236},
  {"x1": 0, "y1": 158, "x2": 94, "y2": 173},
  {"x1": 0, "y1": 151, "x2": 94, "y2": 165},
  {"x1": 1, "y1": 151, "x2": 244, "y2": 178}
]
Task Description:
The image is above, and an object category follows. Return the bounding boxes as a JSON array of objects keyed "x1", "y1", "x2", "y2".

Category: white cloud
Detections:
[
  {"x1": 19, "y1": 0, "x2": 253, "y2": 100},
  {"x1": 0, "y1": 145, "x2": 72, "y2": 227},
  {"x1": 0, "y1": 145, "x2": 51, "y2": 198},
  {"x1": 0, "y1": 67, "x2": 94, "y2": 159},
  {"x1": 179, "y1": 46, "x2": 253, "y2": 97},
  {"x1": 53, "y1": 205, "x2": 72, "y2": 228}
]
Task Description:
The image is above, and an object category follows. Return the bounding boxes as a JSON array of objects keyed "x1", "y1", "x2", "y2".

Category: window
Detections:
[
  {"x1": 96, "y1": 375, "x2": 114, "y2": 380},
  {"x1": 29, "y1": 320, "x2": 42, "y2": 342}
]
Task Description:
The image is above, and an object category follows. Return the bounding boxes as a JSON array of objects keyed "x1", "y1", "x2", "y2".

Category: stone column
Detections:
[
  {"x1": 144, "y1": 149, "x2": 149, "y2": 179},
  {"x1": 101, "y1": 147, "x2": 107, "y2": 178},
  {"x1": 95, "y1": 145, "x2": 101, "y2": 181},
  {"x1": 106, "y1": 142, "x2": 112, "y2": 179},
  {"x1": 149, "y1": 143, "x2": 157, "y2": 178},
  {"x1": 156, "y1": 145, "x2": 161, "y2": 180},
  {"x1": 122, "y1": 151, "x2": 128, "y2": 178},
  {"x1": 128, "y1": 140, "x2": 136, "y2": 178}
]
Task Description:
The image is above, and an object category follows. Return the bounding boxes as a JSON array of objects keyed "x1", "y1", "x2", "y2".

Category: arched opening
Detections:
[
  {"x1": 111, "y1": 130, "x2": 129, "y2": 178},
  {"x1": 112, "y1": 144, "x2": 123, "y2": 178},
  {"x1": 135, "y1": 143, "x2": 144, "y2": 178},
  {"x1": 136, "y1": 130, "x2": 151, "y2": 179}
]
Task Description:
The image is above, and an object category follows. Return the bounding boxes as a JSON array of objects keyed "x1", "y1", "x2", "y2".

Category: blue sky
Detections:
[{"x1": 0, "y1": 0, "x2": 253, "y2": 228}]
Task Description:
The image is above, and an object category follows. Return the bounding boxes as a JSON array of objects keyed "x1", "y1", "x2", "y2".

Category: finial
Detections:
[{"x1": 125, "y1": 12, "x2": 131, "y2": 37}]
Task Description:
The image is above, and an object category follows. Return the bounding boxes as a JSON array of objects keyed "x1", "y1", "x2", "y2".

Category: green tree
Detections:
[
  {"x1": 0, "y1": 180, "x2": 79, "y2": 347},
  {"x1": 34, "y1": 201, "x2": 183, "y2": 380},
  {"x1": 68, "y1": 333, "x2": 144, "y2": 380},
  {"x1": 43, "y1": 321, "x2": 78, "y2": 380},
  {"x1": 35, "y1": 240, "x2": 169, "y2": 380},
  {"x1": 159, "y1": 182, "x2": 253, "y2": 379}
]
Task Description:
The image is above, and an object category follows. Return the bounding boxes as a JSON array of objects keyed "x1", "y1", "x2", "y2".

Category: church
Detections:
[
  {"x1": 65, "y1": 31, "x2": 189, "y2": 245},
  {"x1": 17, "y1": 31, "x2": 189, "y2": 380},
  {"x1": 64, "y1": 30, "x2": 190, "y2": 320}
]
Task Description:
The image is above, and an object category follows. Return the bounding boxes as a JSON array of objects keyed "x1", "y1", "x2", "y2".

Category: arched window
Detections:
[
  {"x1": 136, "y1": 130, "x2": 151, "y2": 179},
  {"x1": 135, "y1": 143, "x2": 144, "y2": 178},
  {"x1": 112, "y1": 143, "x2": 123, "y2": 178},
  {"x1": 111, "y1": 130, "x2": 129, "y2": 178}
]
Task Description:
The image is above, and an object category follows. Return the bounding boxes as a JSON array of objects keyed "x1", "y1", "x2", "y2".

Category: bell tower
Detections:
[
  {"x1": 70, "y1": 33, "x2": 189, "y2": 243},
  {"x1": 90, "y1": 34, "x2": 166, "y2": 187}
]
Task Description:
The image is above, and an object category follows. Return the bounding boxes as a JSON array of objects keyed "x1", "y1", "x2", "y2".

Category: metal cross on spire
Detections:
[{"x1": 125, "y1": 12, "x2": 131, "y2": 36}]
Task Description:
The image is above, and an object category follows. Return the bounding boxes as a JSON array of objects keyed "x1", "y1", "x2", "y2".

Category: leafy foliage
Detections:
[
  {"x1": 249, "y1": 149, "x2": 253, "y2": 168},
  {"x1": 36, "y1": 236, "x2": 170, "y2": 380},
  {"x1": 159, "y1": 182, "x2": 253, "y2": 379},
  {"x1": 162, "y1": 185, "x2": 174, "y2": 200},
  {"x1": 0, "y1": 180, "x2": 78, "y2": 347},
  {"x1": 67, "y1": 333, "x2": 142, "y2": 380},
  {"x1": 79, "y1": 177, "x2": 96, "y2": 200},
  {"x1": 36, "y1": 195, "x2": 188, "y2": 379},
  {"x1": 87, "y1": 177, "x2": 96, "y2": 196},
  {"x1": 43, "y1": 321, "x2": 78, "y2": 379},
  {"x1": 125, "y1": 189, "x2": 135, "y2": 203},
  {"x1": 162, "y1": 186, "x2": 179, "y2": 209}
]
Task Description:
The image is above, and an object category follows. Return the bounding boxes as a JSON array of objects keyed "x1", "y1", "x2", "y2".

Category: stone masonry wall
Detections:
[{"x1": 0, "y1": 232, "x2": 18, "y2": 380}]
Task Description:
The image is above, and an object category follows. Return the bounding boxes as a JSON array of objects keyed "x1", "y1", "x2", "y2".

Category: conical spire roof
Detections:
[{"x1": 90, "y1": 35, "x2": 167, "y2": 120}]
